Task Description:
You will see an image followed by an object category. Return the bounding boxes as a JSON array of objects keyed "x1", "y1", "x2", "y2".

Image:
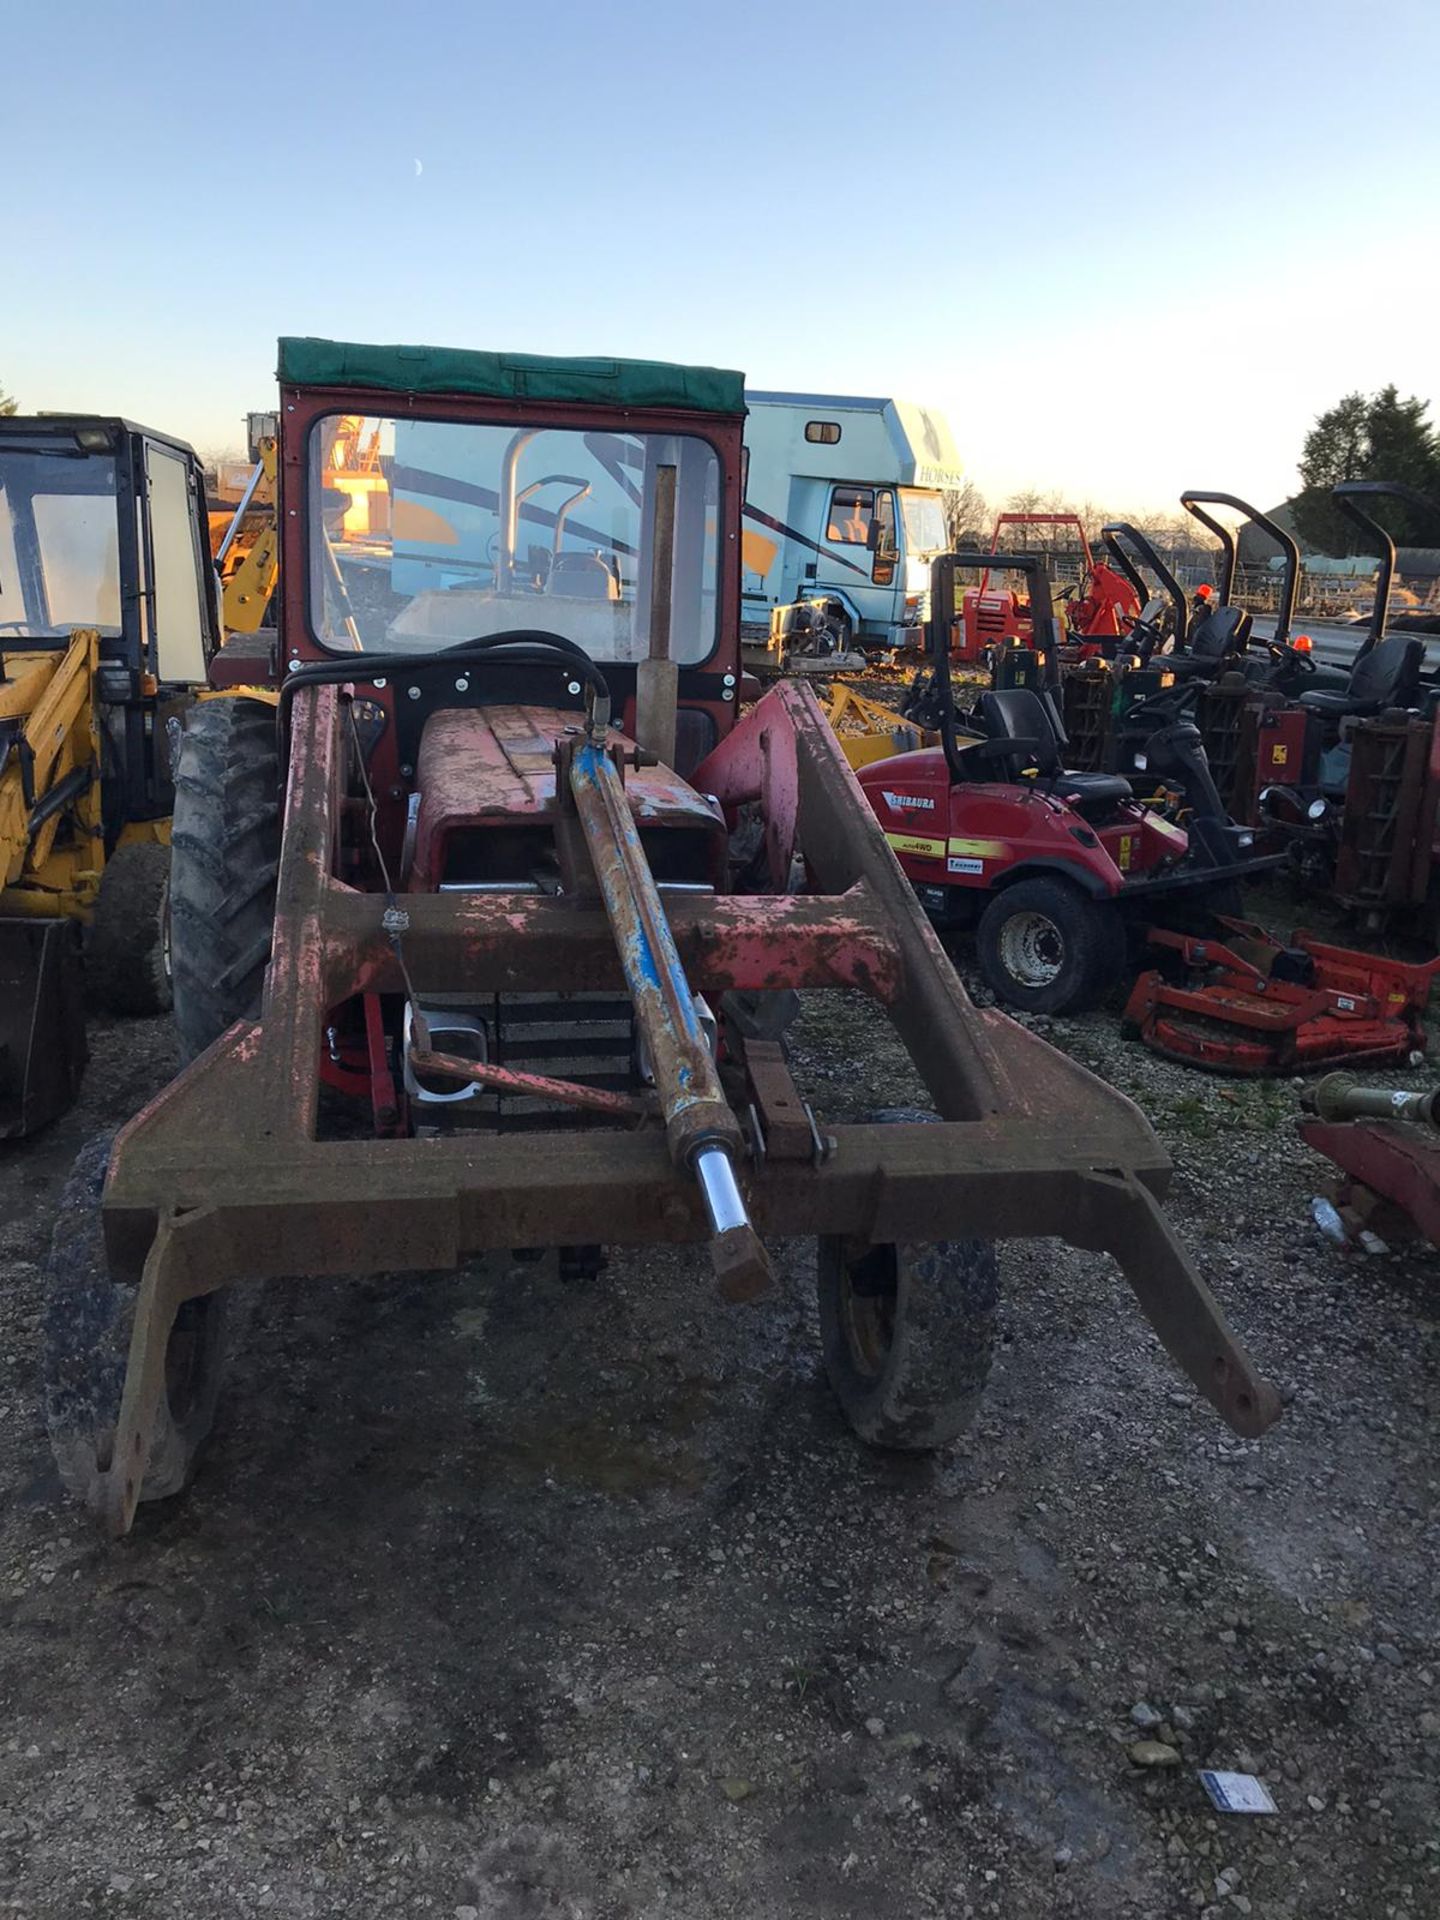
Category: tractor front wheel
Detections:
[
  {"x1": 818, "y1": 1109, "x2": 999, "y2": 1450},
  {"x1": 976, "y1": 875, "x2": 1122, "y2": 1015},
  {"x1": 86, "y1": 841, "x2": 172, "y2": 1016},
  {"x1": 43, "y1": 1133, "x2": 242, "y2": 1511},
  {"x1": 170, "y1": 697, "x2": 279, "y2": 1062}
]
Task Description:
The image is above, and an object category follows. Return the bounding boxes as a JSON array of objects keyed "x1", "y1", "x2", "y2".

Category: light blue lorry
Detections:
[{"x1": 740, "y1": 391, "x2": 964, "y2": 663}]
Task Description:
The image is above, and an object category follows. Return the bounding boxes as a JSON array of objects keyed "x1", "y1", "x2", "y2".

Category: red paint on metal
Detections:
[
  {"x1": 1300, "y1": 1117, "x2": 1440, "y2": 1247},
  {"x1": 411, "y1": 704, "x2": 722, "y2": 888}
]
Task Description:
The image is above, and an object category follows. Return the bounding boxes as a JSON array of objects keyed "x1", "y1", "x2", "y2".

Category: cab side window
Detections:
[{"x1": 827, "y1": 486, "x2": 874, "y2": 545}]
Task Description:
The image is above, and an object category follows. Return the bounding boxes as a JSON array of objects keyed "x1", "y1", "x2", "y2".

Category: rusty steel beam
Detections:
[
  {"x1": 696, "y1": 681, "x2": 1013, "y2": 1121},
  {"x1": 324, "y1": 883, "x2": 905, "y2": 1005}
]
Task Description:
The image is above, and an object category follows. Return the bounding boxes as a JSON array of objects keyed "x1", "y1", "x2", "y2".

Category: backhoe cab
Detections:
[
  {"x1": 51, "y1": 339, "x2": 1282, "y2": 1537},
  {"x1": 0, "y1": 416, "x2": 220, "y2": 1135}
]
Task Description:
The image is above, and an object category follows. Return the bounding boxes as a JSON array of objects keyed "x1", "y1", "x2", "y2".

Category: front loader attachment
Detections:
[{"x1": 91, "y1": 676, "x2": 1279, "y2": 1536}]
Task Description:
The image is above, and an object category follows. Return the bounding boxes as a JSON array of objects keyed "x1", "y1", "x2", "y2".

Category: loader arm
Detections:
[{"x1": 0, "y1": 630, "x2": 101, "y2": 903}]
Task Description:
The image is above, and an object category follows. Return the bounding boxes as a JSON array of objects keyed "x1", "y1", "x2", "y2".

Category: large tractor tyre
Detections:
[
  {"x1": 976, "y1": 875, "x2": 1123, "y2": 1015},
  {"x1": 169, "y1": 698, "x2": 279, "y2": 1063},
  {"x1": 43, "y1": 1133, "x2": 240, "y2": 1509},
  {"x1": 86, "y1": 841, "x2": 172, "y2": 1017},
  {"x1": 819, "y1": 1109, "x2": 1000, "y2": 1451}
]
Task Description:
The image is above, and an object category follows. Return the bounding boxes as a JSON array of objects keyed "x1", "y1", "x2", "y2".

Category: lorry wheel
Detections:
[
  {"x1": 818, "y1": 1109, "x2": 999, "y2": 1450},
  {"x1": 169, "y1": 698, "x2": 279, "y2": 1062},
  {"x1": 976, "y1": 876, "x2": 1120, "y2": 1014},
  {"x1": 43, "y1": 1133, "x2": 239, "y2": 1509},
  {"x1": 86, "y1": 841, "x2": 172, "y2": 1016}
]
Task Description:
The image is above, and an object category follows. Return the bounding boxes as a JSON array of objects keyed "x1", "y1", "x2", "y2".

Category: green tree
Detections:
[
  {"x1": 1292, "y1": 387, "x2": 1440, "y2": 553},
  {"x1": 0, "y1": 380, "x2": 16, "y2": 417}
]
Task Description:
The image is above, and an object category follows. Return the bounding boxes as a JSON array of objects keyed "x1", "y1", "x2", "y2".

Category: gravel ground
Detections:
[{"x1": 0, "y1": 962, "x2": 1436, "y2": 1919}]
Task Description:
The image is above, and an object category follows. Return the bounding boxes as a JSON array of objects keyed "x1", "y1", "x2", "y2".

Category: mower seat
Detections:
[
  {"x1": 972, "y1": 688, "x2": 1133, "y2": 816},
  {"x1": 1170, "y1": 604, "x2": 1250, "y2": 677},
  {"x1": 546, "y1": 550, "x2": 621, "y2": 600},
  {"x1": 1297, "y1": 635, "x2": 1424, "y2": 721}
]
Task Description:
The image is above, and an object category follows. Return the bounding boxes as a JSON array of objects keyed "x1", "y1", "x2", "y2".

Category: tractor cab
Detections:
[{"x1": 0, "y1": 415, "x2": 219, "y2": 686}]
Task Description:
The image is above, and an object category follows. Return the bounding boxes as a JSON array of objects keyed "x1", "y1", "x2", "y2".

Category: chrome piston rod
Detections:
[{"x1": 566, "y1": 735, "x2": 773, "y2": 1300}]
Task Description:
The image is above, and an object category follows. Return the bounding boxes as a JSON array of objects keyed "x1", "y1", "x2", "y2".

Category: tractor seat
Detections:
[
  {"x1": 1297, "y1": 635, "x2": 1424, "y2": 720},
  {"x1": 970, "y1": 688, "x2": 1133, "y2": 816}
]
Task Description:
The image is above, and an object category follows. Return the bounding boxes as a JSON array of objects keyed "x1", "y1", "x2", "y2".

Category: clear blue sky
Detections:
[{"x1": 8, "y1": 0, "x2": 1438, "y2": 511}]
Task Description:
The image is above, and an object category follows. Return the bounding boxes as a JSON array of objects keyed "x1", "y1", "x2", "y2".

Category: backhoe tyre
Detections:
[
  {"x1": 819, "y1": 1109, "x2": 999, "y2": 1451},
  {"x1": 169, "y1": 697, "x2": 279, "y2": 1063},
  {"x1": 43, "y1": 1132, "x2": 238, "y2": 1509},
  {"x1": 86, "y1": 841, "x2": 172, "y2": 1016},
  {"x1": 976, "y1": 875, "x2": 1120, "y2": 1015}
]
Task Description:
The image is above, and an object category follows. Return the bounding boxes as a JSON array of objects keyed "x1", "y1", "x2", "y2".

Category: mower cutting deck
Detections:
[
  {"x1": 43, "y1": 337, "x2": 1283, "y2": 1537},
  {"x1": 1125, "y1": 920, "x2": 1440, "y2": 1075}
]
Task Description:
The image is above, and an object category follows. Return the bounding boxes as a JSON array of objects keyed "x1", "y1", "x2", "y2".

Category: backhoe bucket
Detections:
[{"x1": 0, "y1": 919, "x2": 87, "y2": 1140}]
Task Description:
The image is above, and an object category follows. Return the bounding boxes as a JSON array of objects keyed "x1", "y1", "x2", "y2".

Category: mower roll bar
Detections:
[
  {"x1": 928, "y1": 550, "x2": 1064, "y2": 783},
  {"x1": 1101, "y1": 522, "x2": 1188, "y2": 649},
  {"x1": 1180, "y1": 490, "x2": 1300, "y2": 646},
  {"x1": 1332, "y1": 480, "x2": 1440, "y2": 655}
]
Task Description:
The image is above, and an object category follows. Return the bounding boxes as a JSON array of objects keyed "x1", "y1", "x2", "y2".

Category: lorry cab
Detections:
[{"x1": 741, "y1": 391, "x2": 963, "y2": 653}]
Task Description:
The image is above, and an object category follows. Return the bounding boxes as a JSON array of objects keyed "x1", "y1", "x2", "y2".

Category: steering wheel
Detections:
[
  {"x1": 1123, "y1": 676, "x2": 1202, "y2": 730},
  {"x1": 1267, "y1": 639, "x2": 1315, "y2": 679}
]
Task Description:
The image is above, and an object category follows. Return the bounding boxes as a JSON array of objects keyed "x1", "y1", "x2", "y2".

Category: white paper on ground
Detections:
[{"x1": 1199, "y1": 1769, "x2": 1278, "y2": 1815}]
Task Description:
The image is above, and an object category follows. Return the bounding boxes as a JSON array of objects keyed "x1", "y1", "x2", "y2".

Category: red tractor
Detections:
[
  {"x1": 40, "y1": 339, "x2": 1280, "y2": 1536},
  {"x1": 955, "y1": 512, "x2": 1141, "y2": 664},
  {"x1": 862, "y1": 553, "x2": 1274, "y2": 1013}
]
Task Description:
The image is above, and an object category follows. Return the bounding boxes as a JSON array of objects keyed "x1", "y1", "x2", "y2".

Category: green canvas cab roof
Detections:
[{"x1": 277, "y1": 338, "x2": 746, "y2": 417}]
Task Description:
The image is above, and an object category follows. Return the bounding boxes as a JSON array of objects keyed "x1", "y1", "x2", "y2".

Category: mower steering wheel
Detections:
[{"x1": 1124, "y1": 677, "x2": 1201, "y2": 728}]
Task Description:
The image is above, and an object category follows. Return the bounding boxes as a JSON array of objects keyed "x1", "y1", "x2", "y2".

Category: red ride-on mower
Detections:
[{"x1": 860, "y1": 554, "x2": 1276, "y2": 1014}]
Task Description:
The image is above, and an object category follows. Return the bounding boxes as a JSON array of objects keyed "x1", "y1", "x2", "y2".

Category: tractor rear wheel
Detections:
[
  {"x1": 86, "y1": 841, "x2": 172, "y2": 1016},
  {"x1": 169, "y1": 697, "x2": 279, "y2": 1062},
  {"x1": 43, "y1": 1132, "x2": 241, "y2": 1510},
  {"x1": 818, "y1": 1109, "x2": 999, "y2": 1450},
  {"x1": 976, "y1": 874, "x2": 1122, "y2": 1014}
]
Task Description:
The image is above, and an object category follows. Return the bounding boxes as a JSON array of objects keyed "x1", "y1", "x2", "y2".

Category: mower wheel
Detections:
[
  {"x1": 86, "y1": 841, "x2": 172, "y2": 1016},
  {"x1": 819, "y1": 1109, "x2": 999, "y2": 1450},
  {"x1": 976, "y1": 875, "x2": 1121, "y2": 1015},
  {"x1": 43, "y1": 1132, "x2": 244, "y2": 1510},
  {"x1": 170, "y1": 697, "x2": 279, "y2": 1062}
]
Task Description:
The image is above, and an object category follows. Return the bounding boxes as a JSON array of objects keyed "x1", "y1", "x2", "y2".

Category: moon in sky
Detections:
[{"x1": 414, "y1": 158, "x2": 423, "y2": 178}]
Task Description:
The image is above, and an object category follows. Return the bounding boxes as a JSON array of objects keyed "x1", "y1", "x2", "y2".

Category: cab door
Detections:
[{"x1": 142, "y1": 440, "x2": 220, "y2": 686}]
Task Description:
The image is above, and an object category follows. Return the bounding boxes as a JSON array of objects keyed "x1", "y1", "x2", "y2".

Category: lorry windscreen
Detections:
[{"x1": 898, "y1": 489, "x2": 948, "y2": 559}]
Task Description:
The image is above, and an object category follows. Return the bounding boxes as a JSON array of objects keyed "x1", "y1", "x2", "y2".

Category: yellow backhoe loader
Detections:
[{"x1": 0, "y1": 415, "x2": 220, "y2": 1135}]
